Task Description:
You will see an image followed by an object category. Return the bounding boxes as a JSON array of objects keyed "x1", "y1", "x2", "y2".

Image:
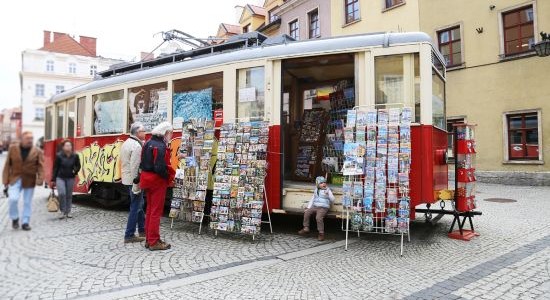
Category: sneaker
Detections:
[
  {"x1": 149, "y1": 240, "x2": 171, "y2": 251},
  {"x1": 124, "y1": 236, "x2": 145, "y2": 243},
  {"x1": 22, "y1": 224, "x2": 31, "y2": 231},
  {"x1": 59, "y1": 214, "x2": 66, "y2": 220},
  {"x1": 318, "y1": 233, "x2": 325, "y2": 241},
  {"x1": 298, "y1": 228, "x2": 310, "y2": 236},
  {"x1": 12, "y1": 219, "x2": 19, "y2": 229},
  {"x1": 66, "y1": 214, "x2": 73, "y2": 219}
]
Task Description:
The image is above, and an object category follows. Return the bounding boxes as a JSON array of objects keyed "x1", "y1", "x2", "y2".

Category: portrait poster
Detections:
[{"x1": 128, "y1": 83, "x2": 169, "y2": 131}]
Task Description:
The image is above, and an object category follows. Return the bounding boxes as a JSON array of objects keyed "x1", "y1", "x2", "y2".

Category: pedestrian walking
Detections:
[
  {"x1": 51, "y1": 140, "x2": 81, "y2": 219},
  {"x1": 140, "y1": 122, "x2": 175, "y2": 251},
  {"x1": 121, "y1": 122, "x2": 146, "y2": 243},
  {"x1": 2, "y1": 131, "x2": 44, "y2": 231},
  {"x1": 298, "y1": 176, "x2": 335, "y2": 241}
]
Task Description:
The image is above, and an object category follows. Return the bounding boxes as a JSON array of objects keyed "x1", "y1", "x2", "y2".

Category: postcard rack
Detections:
[
  {"x1": 293, "y1": 109, "x2": 329, "y2": 182},
  {"x1": 341, "y1": 104, "x2": 412, "y2": 256},
  {"x1": 209, "y1": 119, "x2": 273, "y2": 241},
  {"x1": 169, "y1": 119, "x2": 215, "y2": 234}
]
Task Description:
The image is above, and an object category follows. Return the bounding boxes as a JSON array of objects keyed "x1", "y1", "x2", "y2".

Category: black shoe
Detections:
[
  {"x1": 22, "y1": 224, "x2": 31, "y2": 231},
  {"x1": 12, "y1": 219, "x2": 19, "y2": 229}
]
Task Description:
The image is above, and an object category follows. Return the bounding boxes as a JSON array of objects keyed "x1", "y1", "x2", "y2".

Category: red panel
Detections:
[
  {"x1": 265, "y1": 125, "x2": 281, "y2": 211},
  {"x1": 409, "y1": 125, "x2": 448, "y2": 220},
  {"x1": 409, "y1": 126, "x2": 423, "y2": 219}
]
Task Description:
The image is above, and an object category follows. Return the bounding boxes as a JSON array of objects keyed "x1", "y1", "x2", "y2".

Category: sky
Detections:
[{"x1": 0, "y1": 0, "x2": 263, "y2": 110}]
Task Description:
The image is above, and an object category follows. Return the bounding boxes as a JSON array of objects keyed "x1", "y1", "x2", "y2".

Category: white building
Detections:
[{"x1": 20, "y1": 31, "x2": 123, "y2": 140}]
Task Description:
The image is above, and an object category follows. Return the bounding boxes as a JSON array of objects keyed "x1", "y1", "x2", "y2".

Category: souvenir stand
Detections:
[
  {"x1": 293, "y1": 109, "x2": 329, "y2": 182},
  {"x1": 448, "y1": 123, "x2": 480, "y2": 241},
  {"x1": 169, "y1": 119, "x2": 215, "y2": 234},
  {"x1": 341, "y1": 105, "x2": 412, "y2": 256},
  {"x1": 209, "y1": 120, "x2": 273, "y2": 240}
]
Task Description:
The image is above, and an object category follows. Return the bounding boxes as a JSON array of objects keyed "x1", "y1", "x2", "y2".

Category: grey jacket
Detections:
[{"x1": 120, "y1": 136, "x2": 143, "y2": 186}]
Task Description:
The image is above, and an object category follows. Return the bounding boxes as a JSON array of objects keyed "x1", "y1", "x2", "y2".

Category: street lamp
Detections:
[{"x1": 533, "y1": 32, "x2": 550, "y2": 57}]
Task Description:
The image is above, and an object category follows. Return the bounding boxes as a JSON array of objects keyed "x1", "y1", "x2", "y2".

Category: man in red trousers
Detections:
[{"x1": 139, "y1": 122, "x2": 175, "y2": 251}]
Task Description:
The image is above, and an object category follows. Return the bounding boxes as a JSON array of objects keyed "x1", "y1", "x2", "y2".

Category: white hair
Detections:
[
  {"x1": 151, "y1": 122, "x2": 173, "y2": 136},
  {"x1": 129, "y1": 122, "x2": 144, "y2": 136}
]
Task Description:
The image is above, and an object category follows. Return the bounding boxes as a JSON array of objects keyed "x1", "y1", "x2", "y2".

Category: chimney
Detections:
[
  {"x1": 43, "y1": 31, "x2": 52, "y2": 47},
  {"x1": 79, "y1": 36, "x2": 97, "y2": 56},
  {"x1": 53, "y1": 32, "x2": 65, "y2": 41}
]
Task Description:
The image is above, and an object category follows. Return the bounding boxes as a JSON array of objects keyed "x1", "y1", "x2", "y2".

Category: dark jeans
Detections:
[
  {"x1": 124, "y1": 185, "x2": 145, "y2": 239},
  {"x1": 56, "y1": 177, "x2": 75, "y2": 215}
]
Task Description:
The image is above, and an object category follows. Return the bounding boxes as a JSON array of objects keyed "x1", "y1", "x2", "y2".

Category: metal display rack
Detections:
[
  {"x1": 341, "y1": 104, "x2": 412, "y2": 256},
  {"x1": 209, "y1": 119, "x2": 273, "y2": 241},
  {"x1": 170, "y1": 119, "x2": 214, "y2": 234}
]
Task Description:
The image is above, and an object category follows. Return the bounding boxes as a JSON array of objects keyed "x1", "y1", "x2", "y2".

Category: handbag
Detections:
[{"x1": 47, "y1": 189, "x2": 60, "y2": 212}]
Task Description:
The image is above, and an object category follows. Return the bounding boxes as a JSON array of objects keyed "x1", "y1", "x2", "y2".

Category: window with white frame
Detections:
[
  {"x1": 344, "y1": 0, "x2": 360, "y2": 24},
  {"x1": 55, "y1": 85, "x2": 64, "y2": 94},
  {"x1": 35, "y1": 84, "x2": 45, "y2": 97},
  {"x1": 90, "y1": 65, "x2": 97, "y2": 76},
  {"x1": 308, "y1": 9, "x2": 320, "y2": 39},
  {"x1": 46, "y1": 60, "x2": 54, "y2": 72},
  {"x1": 438, "y1": 26, "x2": 462, "y2": 67},
  {"x1": 385, "y1": 0, "x2": 404, "y2": 9},
  {"x1": 69, "y1": 62, "x2": 77, "y2": 74},
  {"x1": 289, "y1": 19, "x2": 299, "y2": 40},
  {"x1": 504, "y1": 111, "x2": 541, "y2": 161},
  {"x1": 34, "y1": 107, "x2": 45, "y2": 121}
]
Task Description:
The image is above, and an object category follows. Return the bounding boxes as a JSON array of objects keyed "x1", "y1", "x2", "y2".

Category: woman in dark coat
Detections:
[{"x1": 51, "y1": 140, "x2": 81, "y2": 219}]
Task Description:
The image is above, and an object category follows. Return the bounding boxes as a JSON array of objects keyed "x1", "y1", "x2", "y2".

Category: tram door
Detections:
[{"x1": 280, "y1": 53, "x2": 356, "y2": 211}]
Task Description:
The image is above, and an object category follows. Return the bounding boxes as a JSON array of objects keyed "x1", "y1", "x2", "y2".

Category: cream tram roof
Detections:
[{"x1": 50, "y1": 32, "x2": 436, "y2": 104}]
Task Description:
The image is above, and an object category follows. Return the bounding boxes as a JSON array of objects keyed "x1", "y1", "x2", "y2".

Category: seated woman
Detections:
[{"x1": 298, "y1": 176, "x2": 335, "y2": 241}]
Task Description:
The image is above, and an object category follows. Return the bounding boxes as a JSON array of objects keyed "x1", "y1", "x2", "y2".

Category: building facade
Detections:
[
  {"x1": 261, "y1": 0, "x2": 331, "y2": 40},
  {"x1": 327, "y1": 0, "x2": 550, "y2": 185},
  {"x1": 20, "y1": 31, "x2": 122, "y2": 141},
  {"x1": 0, "y1": 107, "x2": 21, "y2": 149}
]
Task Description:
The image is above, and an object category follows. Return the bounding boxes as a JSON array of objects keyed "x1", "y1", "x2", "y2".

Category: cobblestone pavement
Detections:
[{"x1": 0, "y1": 150, "x2": 549, "y2": 299}]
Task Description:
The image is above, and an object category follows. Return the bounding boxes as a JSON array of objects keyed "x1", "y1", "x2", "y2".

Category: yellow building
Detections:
[
  {"x1": 328, "y1": 0, "x2": 550, "y2": 185},
  {"x1": 238, "y1": 4, "x2": 267, "y2": 33}
]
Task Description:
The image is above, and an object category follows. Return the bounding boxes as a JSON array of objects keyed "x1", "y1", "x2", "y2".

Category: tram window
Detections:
[
  {"x1": 375, "y1": 55, "x2": 404, "y2": 108},
  {"x1": 56, "y1": 103, "x2": 65, "y2": 139},
  {"x1": 237, "y1": 67, "x2": 265, "y2": 119},
  {"x1": 173, "y1": 72, "x2": 223, "y2": 129},
  {"x1": 432, "y1": 70, "x2": 446, "y2": 130},
  {"x1": 67, "y1": 100, "x2": 75, "y2": 138},
  {"x1": 414, "y1": 53, "x2": 421, "y2": 123},
  {"x1": 93, "y1": 90, "x2": 124, "y2": 135},
  {"x1": 128, "y1": 82, "x2": 168, "y2": 132},
  {"x1": 77, "y1": 96, "x2": 90, "y2": 136},
  {"x1": 45, "y1": 107, "x2": 53, "y2": 140}
]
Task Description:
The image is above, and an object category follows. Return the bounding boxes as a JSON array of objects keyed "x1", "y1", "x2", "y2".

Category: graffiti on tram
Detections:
[
  {"x1": 77, "y1": 140, "x2": 123, "y2": 186},
  {"x1": 76, "y1": 138, "x2": 181, "y2": 186}
]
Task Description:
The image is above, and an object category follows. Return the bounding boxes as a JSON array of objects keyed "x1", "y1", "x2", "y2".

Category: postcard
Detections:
[{"x1": 346, "y1": 110, "x2": 357, "y2": 127}]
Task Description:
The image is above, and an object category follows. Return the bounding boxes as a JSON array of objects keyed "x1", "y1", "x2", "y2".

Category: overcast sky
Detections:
[{"x1": 0, "y1": 0, "x2": 262, "y2": 110}]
